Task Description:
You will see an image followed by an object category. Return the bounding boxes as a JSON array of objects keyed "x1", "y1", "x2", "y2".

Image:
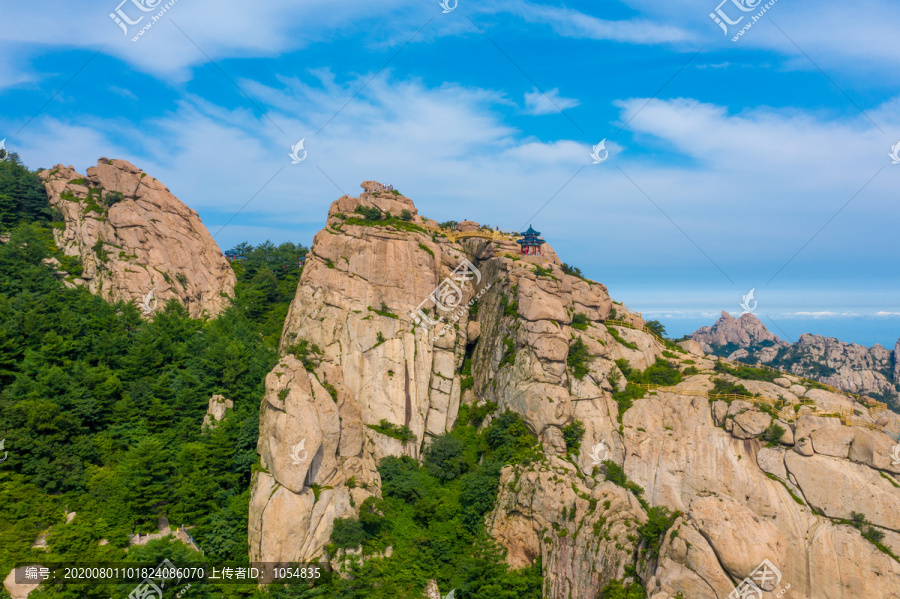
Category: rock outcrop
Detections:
[
  {"x1": 692, "y1": 311, "x2": 787, "y2": 352},
  {"x1": 40, "y1": 159, "x2": 235, "y2": 318},
  {"x1": 202, "y1": 394, "x2": 234, "y2": 431},
  {"x1": 250, "y1": 183, "x2": 900, "y2": 598},
  {"x1": 249, "y1": 182, "x2": 624, "y2": 564},
  {"x1": 693, "y1": 312, "x2": 900, "y2": 409},
  {"x1": 3, "y1": 567, "x2": 42, "y2": 599}
]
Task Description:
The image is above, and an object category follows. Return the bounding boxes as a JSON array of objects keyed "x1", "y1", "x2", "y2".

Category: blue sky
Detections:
[{"x1": 2, "y1": 0, "x2": 900, "y2": 346}]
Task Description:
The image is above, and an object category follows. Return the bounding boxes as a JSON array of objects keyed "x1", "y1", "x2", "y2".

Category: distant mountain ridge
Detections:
[{"x1": 692, "y1": 311, "x2": 900, "y2": 410}]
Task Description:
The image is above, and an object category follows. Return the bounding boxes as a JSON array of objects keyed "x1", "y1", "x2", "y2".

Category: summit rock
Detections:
[{"x1": 41, "y1": 158, "x2": 235, "y2": 318}]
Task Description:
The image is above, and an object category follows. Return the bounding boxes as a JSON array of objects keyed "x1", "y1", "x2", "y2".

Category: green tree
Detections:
[
  {"x1": 119, "y1": 437, "x2": 173, "y2": 527},
  {"x1": 763, "y1": 421, "x2": 787, "y2": 445},
  {"x1": 424, "y1": 434, "x2": 467, "y2": 482},
  {"x1": 562, "y1": 420, "x2": 585, "y2": 457},
  {"x1": 644, "y1": 320, "x2": 666, "y2": 338},
  {"x1": 0, "y1": 155, "x2": 50, "y2": 228},
  {"x1": 567, "y1": 337, "x2": 591, "y2": 380}
]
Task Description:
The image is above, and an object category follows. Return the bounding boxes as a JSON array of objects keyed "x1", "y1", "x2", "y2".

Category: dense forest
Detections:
[{"x1": 0, "y1": 156, "x2": 550, "y2": 598}]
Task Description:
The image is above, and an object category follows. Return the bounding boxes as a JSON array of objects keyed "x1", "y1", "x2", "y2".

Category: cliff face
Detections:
[
  {"x1": 692, "y1": 312, "x2": 899, "y2": 407},
  {"x1": 250, "y1": 184, "x2": 900, "y2": 598},
  {"x1": 40, "y1": 159, "x2": 235, "y2": 318}
]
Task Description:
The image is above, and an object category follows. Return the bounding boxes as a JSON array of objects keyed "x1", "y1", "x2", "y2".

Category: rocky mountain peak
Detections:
[
  {"x1": 691, "y1": 310, "x2": 783, "y2": 352},
  {"x1": 41, "y1": 158, "x2": 236, "y2": 318},
  {"x1": 248, "y1": 185, "x2": 900, "y2": 599},
  {"x1": 692, "y1": 311, "x2": 900, "y2": 408}
]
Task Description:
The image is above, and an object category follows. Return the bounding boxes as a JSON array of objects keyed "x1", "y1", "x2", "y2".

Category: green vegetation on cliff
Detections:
[
  {"x1": 326, "y1": 406, "x2": 543, "y2": 599},
  {"x1": 0, "y1": 182, "x2": 309, "y2": 596},
  {"x1": 0, "y1": 155, "x2": 51, "y2": 231}
]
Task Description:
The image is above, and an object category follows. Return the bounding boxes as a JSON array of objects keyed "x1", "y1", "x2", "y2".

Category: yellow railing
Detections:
[
  {"x1": 605, "y1": 319, "x2": 668, "y2": 348},
  {"x1": 603, "y1": 321, "x2": 888, "y2": 422},
  {"x1": 716, "y1": 357, "x2": 892, "y2": 420},
  {"x1": 633, "y1": 382, "x2": 873, "y2": 426},
  {"x1": 422, "y1": 225, "x2": 519, "y2": 244},
  {"x1": 417, "y1": 224, "x2": 899, "y2": 430},
  {"x1": 609, "y1": 323, "x2": 892, "y2": 423}
]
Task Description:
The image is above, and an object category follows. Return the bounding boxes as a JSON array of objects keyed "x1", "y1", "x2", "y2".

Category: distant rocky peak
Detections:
[{"x1": 692, "y1": 310, "x2": 782, "y2": 352}]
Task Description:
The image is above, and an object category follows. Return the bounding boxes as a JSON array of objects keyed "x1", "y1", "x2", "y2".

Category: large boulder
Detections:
[
  {"x1": 732, "y1": 410, "x2": 772, "y2": 439},
  {"x1": 677, "y1": 339, "x2": 705, "y2": 357},
  {"x1": 41, "y1": 159, "x2": 235, "y2": 317}
]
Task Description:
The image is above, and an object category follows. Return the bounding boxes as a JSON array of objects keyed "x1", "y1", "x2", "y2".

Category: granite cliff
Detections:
[
  {"x1": 40, "y1": 158, "x2": 235, "y2": 318},
  {"x1": 249, "y1": 183, "x2": 900, "y2": 598}
]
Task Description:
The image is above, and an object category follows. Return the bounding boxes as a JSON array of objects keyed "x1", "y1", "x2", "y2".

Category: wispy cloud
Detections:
[
  {"x1": 510, "y1": 0, "x2": 693, "y2": 44},
  {"x1": 523, "y1": 87, "x2": 579, "y2": 116},
  {"x1": 777, "y1": 311, "x2": 900, "y2": 318},
  {"x1": 781, "y1": 311, "x2": 861, "y2": 318},
  {"x1": 108, "y1": 86, "x2": 138, "y2": 100},
  {"x1": 641, "y1": 310, "x2": 721, "y2": 319}
]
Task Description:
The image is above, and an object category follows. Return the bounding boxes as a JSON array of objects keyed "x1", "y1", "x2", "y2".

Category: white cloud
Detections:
[
  {"x1": 623, "y1": 0, "x2": 900, "y2": 78},
  {"x1": 107, "y1": 85, "x2": 138, "y2": 100},
  {"x1": 508, "y1": 0, "x2": 692, "y2": 44},
  {"x1": 12, "y1": 69, "x2": 900, "y2": 309},
  {"x1": 764, "y1": 310, "x2": 900, "y2": 319},
  {"x1": 781, "y1": 311, "x2": 861, "y2": 318},
  {"x1": 523, "y1": 87, "x2": 580, "y2": 115},
  {"x1": 641, "y1": 310, "x2": 722, "y2": 319},
  {"x1": 0, "y1": 0, "x2": 419, "y2": 80}
]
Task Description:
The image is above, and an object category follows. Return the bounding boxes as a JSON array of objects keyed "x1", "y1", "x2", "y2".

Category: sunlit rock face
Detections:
[
  {"x1": 42, "y1": 158, "x2": 235, "y2": 318},
  {"x1": 249, "y1": 183, "x2": 900, "y2": 599}
]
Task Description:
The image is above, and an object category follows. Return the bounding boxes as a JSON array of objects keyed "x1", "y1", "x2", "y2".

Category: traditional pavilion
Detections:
[
  {"x1": 224, "y1": 249, "x2": 246, "y2": 261},
  {"x1": 516, "y1": 225, "x2": 546, "y2": 256}
]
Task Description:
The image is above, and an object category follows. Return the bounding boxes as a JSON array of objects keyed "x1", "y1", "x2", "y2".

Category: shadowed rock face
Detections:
[
  {"x1": 40, "y1": 158, "x2": 235, "y2": 318},
  {"x1": 693, "y1": 311, "x2": 900, "y2": 407},
  {"x1": 250, "y1": 183, "x2": 900, "y2": 599}
]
